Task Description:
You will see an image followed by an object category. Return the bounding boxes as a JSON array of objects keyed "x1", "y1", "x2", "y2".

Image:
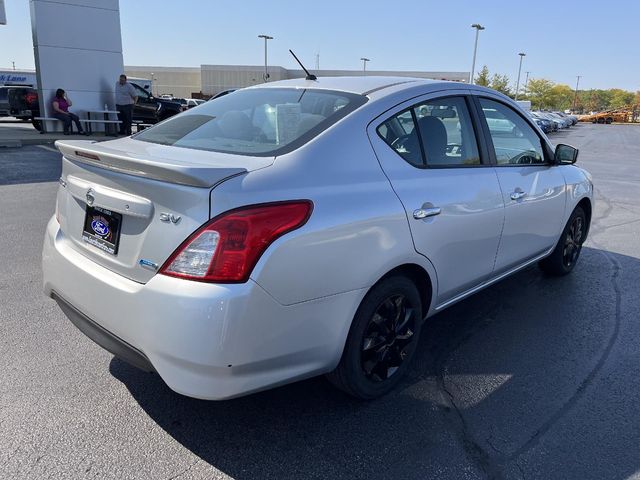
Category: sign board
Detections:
[
  {"x1": 0, "y1": 71, "x2": 37, "y2": 86},
  {"x1": 0, "y1": 0, "x2": 6, "y2": 25}
]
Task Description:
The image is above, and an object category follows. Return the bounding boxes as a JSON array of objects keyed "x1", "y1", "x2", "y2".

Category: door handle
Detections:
[
  {"x1": 510, "y1": 190, "x2": 527, "y2": 200},
  {"x1": 413, "y1": 207, "x2": 441, "y2": 219}
]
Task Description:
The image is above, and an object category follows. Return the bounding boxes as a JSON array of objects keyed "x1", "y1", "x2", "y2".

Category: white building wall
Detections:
[
  {"x1": 200, "y1": 65, "x2": 469, "y2": 96},
  {"x1": 29, "y1": 0, "x2": 124, "y2": 130},
  {"x1": 201, "y1": 65, "x2": 286, "y2": 96},
  {"x1": 125, "y1": 66, "x2": 201, "y2": 99}
]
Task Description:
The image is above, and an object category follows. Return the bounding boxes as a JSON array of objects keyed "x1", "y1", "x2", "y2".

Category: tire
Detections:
[
  {"x1": 327, "y1": 276, "x2": 423, "y2": 400},
  {"x1": 32, "y1": 119, "x2": 42, "y2": 132},
  {"x1": 539, "y1": 206, "x2": 587, "y2": 276},
  {"x1": 606, "y1": 117, "x2": 613, "y2": 124}
]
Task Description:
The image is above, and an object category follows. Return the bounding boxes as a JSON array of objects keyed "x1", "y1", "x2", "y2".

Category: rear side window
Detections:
[
  {"x1": 134, "y1": 88, "x2": 367, "y2": 156},
  {"x1": 377, "y1": 110, "x2": 421, "y2": 166},
  {"x1": 377, "y1": 96, "x2": 480, "y2": 167}
]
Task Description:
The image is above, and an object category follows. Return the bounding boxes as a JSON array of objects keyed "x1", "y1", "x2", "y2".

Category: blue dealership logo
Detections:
[{"x1": 91, "y1": 219, "x2": 109, "y2": 236}]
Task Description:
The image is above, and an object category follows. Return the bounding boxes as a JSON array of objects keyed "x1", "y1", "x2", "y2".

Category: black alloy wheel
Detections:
[
  {"x1": 539, "y1": 205, "x2": 587, "y2": 276},
  {"x1": 327, "y1": 276, "x2": 423, "y2": 400},
  {"x1": 563, "y1": 215, "x2": 585, "y2": 269},
  {"x1": 361, "y1": 294, "x2": 416, "y2": 382}
]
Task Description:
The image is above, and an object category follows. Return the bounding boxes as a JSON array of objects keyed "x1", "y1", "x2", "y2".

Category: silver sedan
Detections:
[{"x1": 42, "y1": 77, "x2": 593, "y2": 400}]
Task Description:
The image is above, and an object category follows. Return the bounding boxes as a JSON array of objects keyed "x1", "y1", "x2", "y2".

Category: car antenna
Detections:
[{"x1": 289, "y1": 49, "x2": 317, "y2": 81}]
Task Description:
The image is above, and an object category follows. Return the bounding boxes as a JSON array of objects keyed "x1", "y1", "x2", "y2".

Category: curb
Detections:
[{"x1": 0, "y1": 140, "x2": 23, "y2": 148}]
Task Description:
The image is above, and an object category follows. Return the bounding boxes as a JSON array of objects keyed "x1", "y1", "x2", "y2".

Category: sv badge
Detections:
[{"x1": 160, "y1": 213, "x2": 181, "y2": 224}]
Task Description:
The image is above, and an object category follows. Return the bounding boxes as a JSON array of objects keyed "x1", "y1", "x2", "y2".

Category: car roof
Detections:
[{"x1": 248, "y1": 76, "x2": 451, "y2": 96}]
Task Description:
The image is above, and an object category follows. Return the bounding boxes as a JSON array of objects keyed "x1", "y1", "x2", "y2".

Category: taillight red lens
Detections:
[{"x1": 159, "y1": 201, "x2": 313, "y2": 283}]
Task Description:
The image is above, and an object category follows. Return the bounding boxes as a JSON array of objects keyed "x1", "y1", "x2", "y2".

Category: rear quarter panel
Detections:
[{"x1": 209, "y1": 111, "x2": 438, "y2": 307}]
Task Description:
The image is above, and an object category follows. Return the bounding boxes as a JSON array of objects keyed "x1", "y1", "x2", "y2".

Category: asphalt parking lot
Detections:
[{"x1": 1, "y1": 124, "x2": 640, "y2": 480}]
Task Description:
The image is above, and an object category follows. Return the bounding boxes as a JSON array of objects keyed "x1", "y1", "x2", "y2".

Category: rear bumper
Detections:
[
  {"x1": 52, "y1": 292, "x2": 155, "y2": 373},
  {"x1": 42, "y1": 217, "x2": 363, "y2": 399}
]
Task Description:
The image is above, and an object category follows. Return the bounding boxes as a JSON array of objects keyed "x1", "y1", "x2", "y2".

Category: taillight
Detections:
[{"x1": 159, "y1": 201, "x2": 313, "y2": 283}]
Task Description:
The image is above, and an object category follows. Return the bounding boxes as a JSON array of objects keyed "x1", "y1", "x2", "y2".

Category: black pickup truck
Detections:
[{"x1": 8, "y1": 82, "x2": 184, "y2": 131}]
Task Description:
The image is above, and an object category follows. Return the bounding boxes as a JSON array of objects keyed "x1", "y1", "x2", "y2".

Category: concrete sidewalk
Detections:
[{"x1": 0, "y1": 118, "x2": 116, "y2": 148}]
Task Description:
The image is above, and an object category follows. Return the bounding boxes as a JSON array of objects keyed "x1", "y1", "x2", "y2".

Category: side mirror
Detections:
[{"x1": 555, "y1": 144, "x2": 578, "y2": 164}]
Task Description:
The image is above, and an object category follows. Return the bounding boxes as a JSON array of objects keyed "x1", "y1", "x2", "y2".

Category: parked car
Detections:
[
  {"x1": 7, "y1": 82, "x2": 184, "y2": 131},
  {"x1": 43, "y1": 77, "x2": 593, "y2": 400},
  {"x1": 553, "y1": 111, "x2": 578, "y2": 125},
  {"x1": 532, "y1": 111, "x2": 561, "y2": 131},
  {"x1": 545, "y1": 111, "x2": 571, "y2": 129},
  {"x1": 479, "y1": 107, "x2": 517, "y2": 134},
  {"x1": 7, "y1": 86, "x2": 40, "y2": 125},
  {"x1": 128, "y1": 82, "x2": 185, "y2": 125},
  {"x1": 0, "y1": 86, "x2": 13, "y2": 117},
  {"x1": 185, "y1": 98, "x2": 205, "y2": 108},
  {"x1": 527, "y1": 111, "x2": 553, "y2": 133},
  {"x1": 533, "y1": 118, "x2": 551, "y2": 133}
]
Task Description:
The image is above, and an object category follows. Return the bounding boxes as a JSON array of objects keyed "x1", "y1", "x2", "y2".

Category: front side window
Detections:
[
  {"x1": 479, "y1": 98, "x2": 545, "y2": 165},
  {"x1": 134, "y1": 88, "x2": 367, "y2": 156},
  {"x1": 377, "y1": 96, "x2": 480, "y2": 167}
]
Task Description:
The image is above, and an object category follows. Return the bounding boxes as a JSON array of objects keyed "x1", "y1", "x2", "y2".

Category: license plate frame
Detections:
[{"x1": 82, "y1": 206, "x2": 122, "y2": 255}]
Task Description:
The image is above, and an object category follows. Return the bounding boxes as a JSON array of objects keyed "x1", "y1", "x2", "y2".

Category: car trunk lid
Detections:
[{"x1": 55, "y1": 138, "x2": 273, "y2": 283}]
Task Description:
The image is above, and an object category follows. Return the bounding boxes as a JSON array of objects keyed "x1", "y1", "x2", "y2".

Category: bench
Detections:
[
  {"x1": 33, "y1": 117, "x2": 62, "y2": 134},
  {"x1": 80, "y1": 119, "x2": 122, "y2": 136},
  {"x1": 34, "y1": 117, "x2": 122, "y2": 136}
]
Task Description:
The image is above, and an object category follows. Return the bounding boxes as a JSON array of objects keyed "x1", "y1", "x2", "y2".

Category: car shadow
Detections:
[{"x1": 109, "y1": 246, "x2": 640, "y2": 479}]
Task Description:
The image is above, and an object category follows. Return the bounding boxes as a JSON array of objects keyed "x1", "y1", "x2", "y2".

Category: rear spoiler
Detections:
[{"x1": 55, "y1": 140, "x2": 247, "y2": 188}]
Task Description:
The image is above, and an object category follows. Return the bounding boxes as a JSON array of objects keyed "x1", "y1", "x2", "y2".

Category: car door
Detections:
[
  {"x1": 130, "y1": 83, "x2": 157, "y2": 123},
  {"x1": 368, "y1": 92, "x2": 505, "y2": 305},
  {"x1": 474, "y1": 96, "x2": 566, "y2": 273}
]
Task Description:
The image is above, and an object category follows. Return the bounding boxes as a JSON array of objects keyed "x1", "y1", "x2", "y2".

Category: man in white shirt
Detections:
[{"x1": 115, "y1": 74, "x2": 137, "y2": 135}]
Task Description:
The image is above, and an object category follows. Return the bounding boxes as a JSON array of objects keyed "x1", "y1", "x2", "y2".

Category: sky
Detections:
[{"x1": 1, "y1": 0, "x2": 639, "y2": 91}]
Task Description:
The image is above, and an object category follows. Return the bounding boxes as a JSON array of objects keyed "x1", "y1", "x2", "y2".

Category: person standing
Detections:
[
  {"x1": 115, "y1": 74, "x2": 137, "y2": 135},
  {"x1": 52, "y1": 89, "x2": 86, "y2": 135}
]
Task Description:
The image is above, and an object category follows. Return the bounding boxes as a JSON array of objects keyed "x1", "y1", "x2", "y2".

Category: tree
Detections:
[
  {"x1": 526, "y1": 78, "x2": 554, "y2": 109},
  {"x1": 547, "y1": 84, "x2": 574, "y2": 110},
  {"x1": 610, "y1": 89, "x2": 635, "y2": 109},
  {"x1": 490, "y1": 74, "x2": 512, "y2": 96},
  {"x1": 475, "y1": 65, "x2": 490, "y2": 87}
]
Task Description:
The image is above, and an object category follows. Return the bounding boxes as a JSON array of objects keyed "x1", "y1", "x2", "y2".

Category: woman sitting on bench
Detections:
[{"x1": 52, "y1": 89, "x2": 87, "y2": 135}]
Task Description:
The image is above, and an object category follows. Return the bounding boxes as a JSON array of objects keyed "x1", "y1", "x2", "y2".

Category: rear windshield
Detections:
[{"x1": 134, "y1": 87, "x2": 367, "y2": 156}]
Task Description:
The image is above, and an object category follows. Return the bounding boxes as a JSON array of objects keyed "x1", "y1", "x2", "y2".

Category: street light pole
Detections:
[
  {"x1": 524, "y1": 71, "x2": 530, "y2": 96},
  {"x1": 573, "y1": 75, "x2": 582, "y2": 112},
  {"x1": 258, "y1": 34, "x2": 273, "y2": 82},
  {"x1": 470, "y1": 24, "x2": 485, "y2": 84},
  {"x1": 360, "y1": 57, "x2": 370, "y2": 75},
  {"x1": 514, "y1": 52, "x2": 526, "y2": 100}
]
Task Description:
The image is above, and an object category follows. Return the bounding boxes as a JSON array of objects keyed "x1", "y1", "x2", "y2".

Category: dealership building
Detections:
[
  {"x1": 1, "y1": 65, "x2": 469, "y2": 101},
  {"x1": 124, "y1": 65, "x2": 470, "y2": 99},
  {"x1": 8, "y1": 2, "x2": 469, "y2": 132}
]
